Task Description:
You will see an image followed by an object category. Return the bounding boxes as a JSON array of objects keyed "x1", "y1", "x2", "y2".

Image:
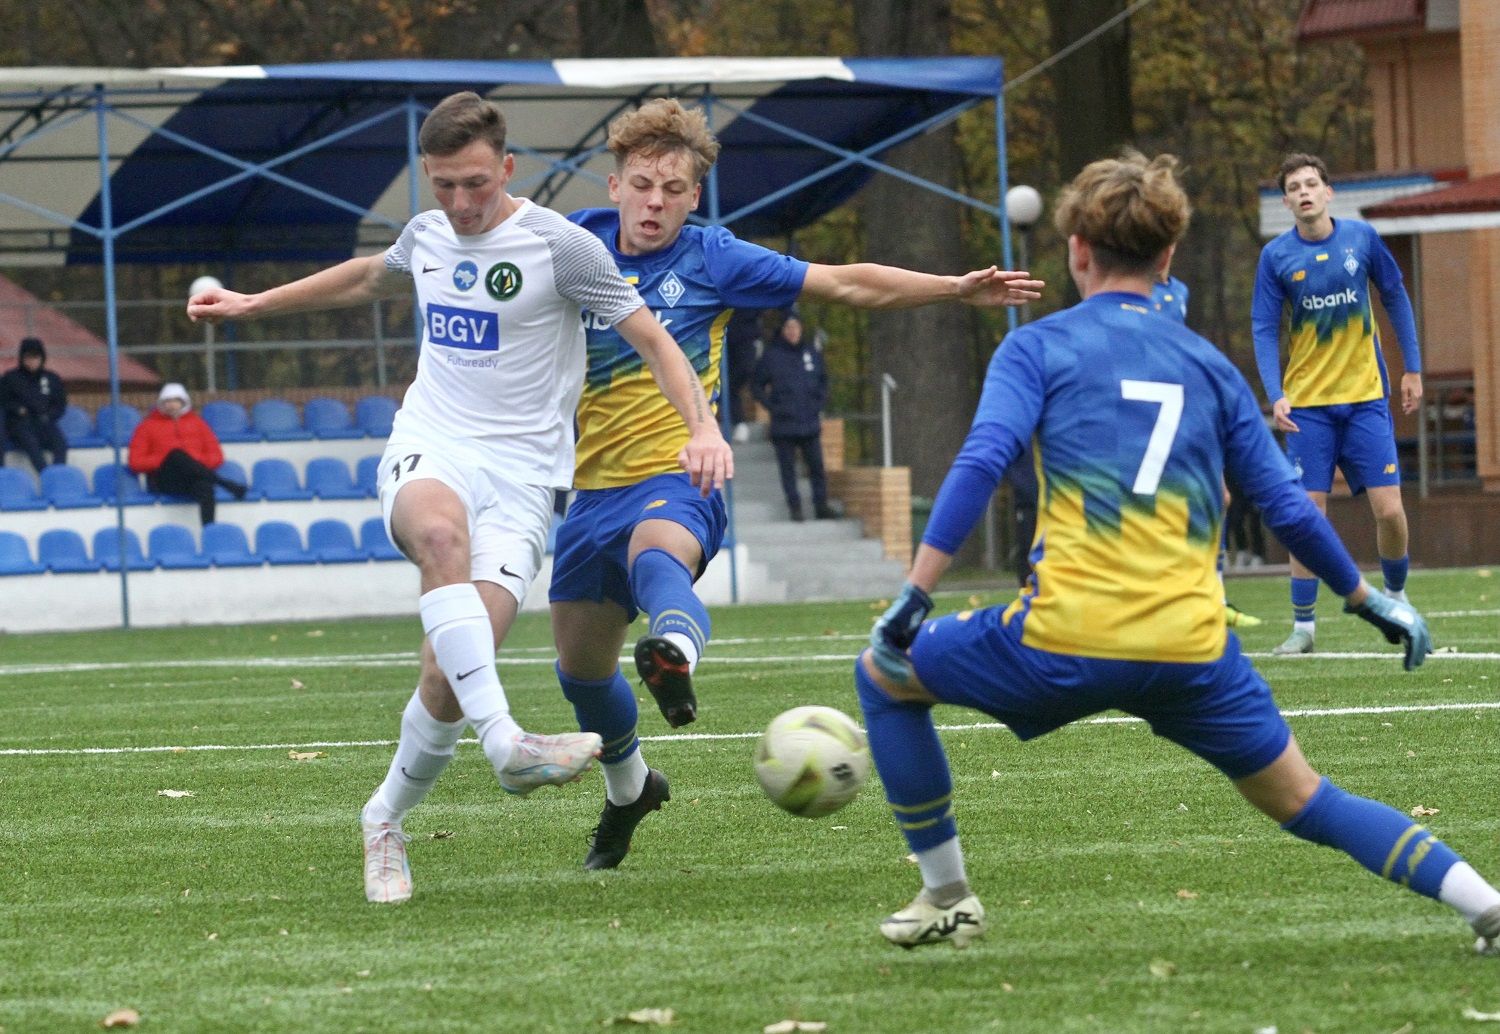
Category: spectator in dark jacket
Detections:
[
  {"x1": 0, "y1": 337, "x2": 68, "y2": 473},
  {"x1": 128, "y1": 383, "x2": 245, "y2": 525},
  {"x1": 752, "y1": 313, "x2": 835, "y2": 521}
]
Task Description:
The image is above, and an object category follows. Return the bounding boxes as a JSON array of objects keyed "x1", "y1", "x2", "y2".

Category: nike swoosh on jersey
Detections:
[
  {"x1": 455, "y1": 665, "x2": 485, "y2": 681},
  {"x1": 422, "y1": 264, "x2": 442, "y2": 274},
  {"x1": 499, "y1": 564, "x2": 520, "y2": 579}
]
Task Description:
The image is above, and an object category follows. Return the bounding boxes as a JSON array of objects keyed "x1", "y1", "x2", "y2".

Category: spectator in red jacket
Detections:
[{"x1": 128, "y1": 383, "x2": 246, "y2": 525}]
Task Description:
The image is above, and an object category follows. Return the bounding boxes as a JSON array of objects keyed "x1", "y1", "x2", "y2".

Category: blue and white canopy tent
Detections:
[{"x1": 0, "y1": 57, "x2": 1010, "y2": 623}]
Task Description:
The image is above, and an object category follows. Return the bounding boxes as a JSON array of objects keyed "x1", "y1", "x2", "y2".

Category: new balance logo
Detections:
[
  {"x1": 455, "y1": 666, "x2": 485, "y2": 681},
  {"x1": 1300, "y1": 288, "x2": 1358, "y2": 311}
]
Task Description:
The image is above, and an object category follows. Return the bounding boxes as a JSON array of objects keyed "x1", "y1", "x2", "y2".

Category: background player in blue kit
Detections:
[
  {"x1": 1253, "y1": 153, "x2": 1423, "y2": 656},
  {"x1": 858, "y1": 151, "x2": 1499, "y2": 955},
  {"x1": 553, "y1": 98, "x2": 1044, "y2": 870}
]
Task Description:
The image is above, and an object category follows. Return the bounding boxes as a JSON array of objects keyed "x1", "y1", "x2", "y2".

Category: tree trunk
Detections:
[
  {"x1": 853, "y1": 1, "x2": 981, "y2": 539},
  {"x1": 1044, "y1": 0, "x2": 1135, "y2": 179},
  {"x1": 576, "y1": 0, "x2": 659, "y2": 57}
]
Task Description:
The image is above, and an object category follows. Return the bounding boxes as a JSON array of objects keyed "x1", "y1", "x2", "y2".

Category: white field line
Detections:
[
  {"x1": 2, "y1": 699, "x2": 1496, "y2": 758},
  {"x1": 3, "y1": 647, "x2": 1500, "y2": 678}
]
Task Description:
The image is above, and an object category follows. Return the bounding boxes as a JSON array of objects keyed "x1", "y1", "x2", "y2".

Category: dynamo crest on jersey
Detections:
[
  {"x1": 1343, "y1": 253, "x2": 1359, "y2": 276},
  {"x1": 454, "y1": 261, "x2": 479, "y2": 292},
  {"x1": 657, "y1": 271, "x2": 686, "y2": 308}
]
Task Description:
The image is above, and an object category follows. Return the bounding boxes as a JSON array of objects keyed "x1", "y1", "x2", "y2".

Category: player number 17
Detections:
[{"x1": 1120, "y1": 380, "x2": 1183, "y2": 495}]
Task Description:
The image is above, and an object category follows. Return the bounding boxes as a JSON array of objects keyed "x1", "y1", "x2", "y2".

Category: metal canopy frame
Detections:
[{"x1": 0, "y1": 61, "x2": 1012, "y2": 626}]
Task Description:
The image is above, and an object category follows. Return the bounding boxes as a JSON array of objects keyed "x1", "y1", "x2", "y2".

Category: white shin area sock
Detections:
[
  {"x1": 1439, "y1": 862, "x2": 1500, "y2": 925},
  {"x1": 418, "y1": 583, "x2": 520, "y2": 770},
  {"x1": 916, "y1": 836, "x2": 969, "y2": 899},
  {"x1": 602, "y1": 751, "x2": 649, "y2": 806},
  {"x1": 663, "y1": 631, "x2": 700, "y2": 673},
  {"x1": 365, "y1": 689, "x2": 466, "y2": 825}
]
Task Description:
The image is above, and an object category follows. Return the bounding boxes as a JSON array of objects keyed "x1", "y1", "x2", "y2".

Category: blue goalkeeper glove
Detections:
[
  {"x1": 1345, "y1": 589, "x2": 1432, "y2": 671},
  {"x1": 869, "y1": 582, "x2": 934, "y2": 682}
]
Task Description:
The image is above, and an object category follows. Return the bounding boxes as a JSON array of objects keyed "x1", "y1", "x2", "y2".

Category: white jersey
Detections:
[{"x1": 384, "y1": 199, "x2": 644, "y2": 487}]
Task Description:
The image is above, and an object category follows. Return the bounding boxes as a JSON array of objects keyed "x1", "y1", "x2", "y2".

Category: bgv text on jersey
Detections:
[{"x1": 426, "y1": 304, "x2": 500, "y2": 351}]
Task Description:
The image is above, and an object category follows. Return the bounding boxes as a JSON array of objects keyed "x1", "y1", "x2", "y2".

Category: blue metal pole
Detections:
[
  {"x1": 996, "y1": 85, "x2": 1017, "y2": 335},
  {"x1": 96, "y1": 85, "x2": 130, "y2": 629},
  {"x1": 702, "y1": 91, "x2": 739, "y2": 605}
]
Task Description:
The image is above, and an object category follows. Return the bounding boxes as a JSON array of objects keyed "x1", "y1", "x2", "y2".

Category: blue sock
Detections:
[
  {"x1": 1291, "y1": 577, "x2": 1319, "y2": 624},
  {"x1": 557, "y1": 664, "x2": 639, "y2": 765},
  {"x1": 1282, "y1": 777, "x2": 1460, "y2": 898},
  {"x1": 629, "y1": 548, "x2": 710, "y2": 657},
  {"x1": 1380, "y1": 555, "x2": 1409, "y2": 594},
  {"x1": 854, "y1": 659, "x2": 956, "y2": 852}
]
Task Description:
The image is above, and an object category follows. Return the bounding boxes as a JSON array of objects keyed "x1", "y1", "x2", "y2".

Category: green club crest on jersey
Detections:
[{"x1": 485, "y1": 262, "x2": 522, "y2": 301}]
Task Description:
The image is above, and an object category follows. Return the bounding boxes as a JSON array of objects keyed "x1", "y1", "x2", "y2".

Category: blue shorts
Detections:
[
  {"x1": 1286, "y1": 400, "x2": 1400, "y2": 495},
  {"x1": 548, "y1": 473, "x2": 727, "y2": 619},
  {"x1": 908, "y1": 607, "x2": 1290, "y2": 780}
]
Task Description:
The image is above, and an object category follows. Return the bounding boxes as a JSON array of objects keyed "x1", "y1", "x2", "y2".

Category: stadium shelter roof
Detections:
[
  {"x1": 0, "y1": 58, "x2": 1009, "y2": 267},
  {"x1": 1361, "y1": 170, "x2": 1500, "y2": 234}
]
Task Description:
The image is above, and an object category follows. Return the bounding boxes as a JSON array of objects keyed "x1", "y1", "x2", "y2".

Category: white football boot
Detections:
[
  {"x1": 361, "y1": 817, "x2": 412, "y2": 904},
  {"x1": 497, "y1": 731, "x2": 602, "y2": 796},
  {"x1": 880, "y1": 889, "x2": 987, "y2": 949}
]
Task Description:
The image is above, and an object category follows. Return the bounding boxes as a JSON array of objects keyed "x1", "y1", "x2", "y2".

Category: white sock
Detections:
[
  {"x1": 664, "y1": 631, "x2": 700, "y2": 673},
  {"x1": 418, "y1": 583, "x2": 521, "y2": 774},
  {"x1": 1439, "y1": 862, "x2": 1500, "y2": 925},
  {"x1": 1293, "y1": 620, "x2": 1316, "y2": 638},
  {"x1": 603, "y1": 751, "x2": 649, "y2": 806},
  {"x1": 916, "y1": 836, "x2": 968, "y2": 900},
  {"x1": 364, "y1": 689, "x2": 465, "y2": 826}
]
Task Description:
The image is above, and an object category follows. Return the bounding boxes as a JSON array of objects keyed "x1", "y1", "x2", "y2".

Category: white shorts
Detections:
[{"x1": 377, "y1": 430, "x2": 555, "y2": 605}]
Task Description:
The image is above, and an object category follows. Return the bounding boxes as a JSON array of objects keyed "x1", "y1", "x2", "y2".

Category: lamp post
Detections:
[
  {"x1": 1005, "y1": 185, "x2": 1042, "y2": 325},
  {"x1": 189, "y1": 275, "x2": 222, "y2": 392}
]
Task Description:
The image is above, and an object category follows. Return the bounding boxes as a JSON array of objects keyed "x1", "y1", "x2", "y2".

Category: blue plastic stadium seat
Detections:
[
  {"x1": 148, "y1": 523, "x2": 212, "y2": 570},
  {"x1": 213, "y1": 459, "x2": 254, "y2": 502},
  {"x1": 59, "y1": 404, "x2": 104, "y2": 448},
  {"x1": 304, "y1": 397, "x2": 364, "y2": 440},
  {"x1": 40, "y1": 528, "x2": 102, "y2": 573},
  {"x1": 250, "y1": 457, "x2": 313, "y2": 501},
  {"x1": 0, "y1": 531, "x2": 45, "y2": 575},
  {"x1": 308, "y1": 518, "x2": 368, "y2": 563},
  {"x1": 254, "y1": 521, "x2": 313, "y2": 565},
  {"x1": 354, "y1": 395, "x2": 398, "y2": 438},
  {"x1": 92, "y1": 463, "x2": 156, "y2": 506},
  {"x1": 92, "y1": 527, "x2": 155, "y2": 572},
  {"x1": 40, "y1": 465, "x2": 103, "y2": 509},
  {"x1": 0, "y1": 467, "x2": 47, "y2": 511},
  {"x1": 355, "y1": 455, "x2": 382, "y2": 498},
  {"x1": 251, "y1": 399, "x2": 313, "y2": 441},
  {"x1": 94, "y1": 402, "x2": 143, "y2": 448},
  {"x1": 200, "y1": 399, "x2": 260, "y2": 443},
  {"x1": 359, "y1": 516, "x2": 403, "y2": 562},
  {"x1": 304, "y1": 456, "x2": 366, "y2": 500},
  {"x1": 201, "y1": 522, "x2": 263, "y2": 568}
]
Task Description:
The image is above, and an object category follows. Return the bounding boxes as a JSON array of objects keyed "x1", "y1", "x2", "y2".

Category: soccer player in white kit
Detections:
[{"x1": 188, "y1": 92, "x2": 732, "y2": 904}]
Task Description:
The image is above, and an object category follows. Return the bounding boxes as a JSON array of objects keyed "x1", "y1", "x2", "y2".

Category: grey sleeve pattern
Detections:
[
  {"x1": 384, "y1": 212, "x2": 442, "y2": 274},
  {"x1": 521, "y1": 206, "x2": 644, "y2": 324}
]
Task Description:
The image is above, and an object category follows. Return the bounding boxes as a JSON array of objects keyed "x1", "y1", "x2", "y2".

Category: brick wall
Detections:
[{"x1": 828, "y1": 465, "x2": 911, "y2": 564}]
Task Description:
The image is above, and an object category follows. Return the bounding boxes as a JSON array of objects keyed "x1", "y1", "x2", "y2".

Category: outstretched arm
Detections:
[
  {"x1": 615, "y1": 306, "x2": 733, "y2": 496},
  {"x1": 187, "y1": 255, "x2": 407, "y2": 325},
  {"x1": 799, "y1": 263, "x2": 1043, "y2": 310}
]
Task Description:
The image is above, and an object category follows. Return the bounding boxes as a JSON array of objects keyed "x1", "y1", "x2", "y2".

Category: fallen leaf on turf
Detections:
[
  {"x1": 904, "y1": 853, "x2": 918, "y2": 864},
  {"x1": 764, "y1": 1022, "x2": 828, "y2": 1034},
  {"x1": 288, "y1": 751, "x2": 326, "y2": 761},
  {"x1": 206, "y1": 932, "x2": 217, "y2": 941},
  {"x1": 992, "y1": 770, "x2": 1002, "y2": 779},
  {"x1": 1149, "y1": 959, "x2": 1177, "y2": 978},
  {"x1": 429, "y1": 830, "x2": 455, "y2": 840},
  {"x1": 1464, "y1": 1008, "x2": 1500, "y2": 1022},
  {"x1": 968, "y1": 594, "x2": 983, "y2": 607},
  {"x1": 306, "y1": 629, "x2": 324, "y2": 637},
  {"x1": 1176, "y1": 889, "x2": 1199, "y2": 900},
  {"x1": 605, "y1": 1007, "x2": 676, "y2": 1026},
  {"x1": 609, "y1": 919, "x2": 621, "y2": 929},
  {"x1": 1002, "y1": 983, "x2": 1014, "y2": 992},
  {"x1": 290, "y1": 679, "x2": 305, "y2": 690},
  {"x1": 100, "y1": 1008, "x2": 140, "y2": 1028},
  {"x1": 1410, "y1": 805, "x2": 1439, "y2": 818},
  {"x1": 157, "y1": 789, "x2": 194, "y2": 798}
]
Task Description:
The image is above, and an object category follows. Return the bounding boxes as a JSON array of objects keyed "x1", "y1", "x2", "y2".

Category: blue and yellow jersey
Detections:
[
  {"x1": 1251, "y1": 218, "x2": 1420, "y2": 408},
  {"x1": 924, "y1": 293, "x2": 1305, "y2": 664},
  {"x1": 567, "y1": 208, "x2": 808, "y2": 489},
  {"x1": 1149, "y1": 274, "x2": 1189, "y2": 324}
]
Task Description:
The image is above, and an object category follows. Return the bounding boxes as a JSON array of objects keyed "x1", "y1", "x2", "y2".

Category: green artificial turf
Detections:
[{"x1": 1, "y1": 568, "x2": 1496, "y2": 1032}]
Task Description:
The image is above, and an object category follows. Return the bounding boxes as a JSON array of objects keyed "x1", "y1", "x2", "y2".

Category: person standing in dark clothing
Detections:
[
  {"x1": 752, "y1": 313, "x2": 834, "y2": 521},
  {"x1": 0, "y1": 337, "x2": 68, "y2": 473}
]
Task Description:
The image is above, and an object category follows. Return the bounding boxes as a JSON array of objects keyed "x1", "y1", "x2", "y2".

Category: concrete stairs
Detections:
[{"x1": 725, "y1": 428, "x2": 908, "y2": 602}]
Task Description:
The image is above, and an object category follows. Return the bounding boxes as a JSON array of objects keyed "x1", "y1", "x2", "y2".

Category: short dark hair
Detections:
[
  {"x1": 419, "y1": 92, "x2": 506, "y2": 158},
  {"x1": 1278, "y1": 153, "x2": 1329, "y2": 193}
]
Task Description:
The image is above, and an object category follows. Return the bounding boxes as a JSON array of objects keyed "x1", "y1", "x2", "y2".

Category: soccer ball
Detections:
[{"x1": 754, "y1": 705, "x2": 872, "y2": 818}]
